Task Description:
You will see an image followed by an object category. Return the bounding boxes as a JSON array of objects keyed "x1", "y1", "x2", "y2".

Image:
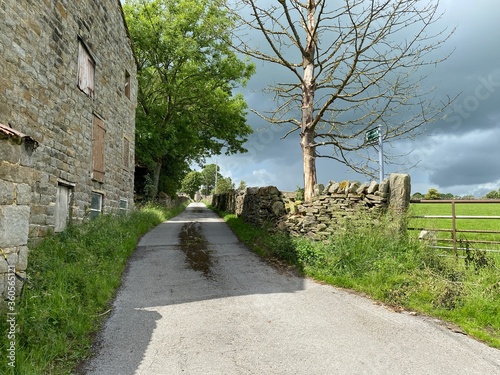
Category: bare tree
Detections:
[{"x1": 229, "y1": 0, "x2": 454, "y2": 201}]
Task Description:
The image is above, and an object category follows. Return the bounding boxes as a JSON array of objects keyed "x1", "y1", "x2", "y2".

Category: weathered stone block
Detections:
[
  {"x1": 338, "y1": 180, "x2": 349, "y2": 194},
  {"x1": 356, "y1": 182, "x2": 369, "y2": 194},
  {"x1": 367, "y1": 181, "x2": 379, "y2": 194},
  {"x1": 379, "y1": 178, "x2": 390, "y2": 195},
  {"x1": 15, "y1": 183, "x2": 31, "y2": 205},
  {"x1": 347, "y1": 194, "x2": 362, "y2": 200},
  {"x1": 0, "y1": 248, "x2": 18, "y2": 273},
  {"x1": 0, "y1": 142, "x2": 22, "y2": 164},
  {"x1": 389, "y1": 173, "x2": 411, "y2": 212},
  {"x1": 0, "y1": 205, "x2": 30, "y2": 247},
  {"x1": 365, "y1": 194, "x2": 386, "y2": 202},
  {"x1": 30, "y1": 214, "x2": 47, "y2": 225},
  {"x1": 328, "y1": 182, "x2": 340, "y2": 194},
  {"x1": 314, "y1": 184, "x2": 325, "y2": 196},
  {"x1": 272, "y1": 201, "x2": 286, "y2": 216},
  {"x1": 0, "y1": 180, "x2": 15, "y2": 205},
  {"x1": 348, "y1": 181, "x2": 360, "y2": 193},
  {"x1": 331, "y1": 193, "x2": 346, "y2": 199},
  {"x1": 17, "y1": 246, "x2": 29, "y2": 271}
]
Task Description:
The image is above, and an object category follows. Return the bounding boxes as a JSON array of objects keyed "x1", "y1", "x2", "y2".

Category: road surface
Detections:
[{"x1": 81, "y1": 203, "x2": 500, "y2": 375}]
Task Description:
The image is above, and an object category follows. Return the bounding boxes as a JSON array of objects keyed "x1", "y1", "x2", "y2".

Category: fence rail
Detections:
[{"x1": 408, "y1": 199, "x2": 500, "y2": 255}]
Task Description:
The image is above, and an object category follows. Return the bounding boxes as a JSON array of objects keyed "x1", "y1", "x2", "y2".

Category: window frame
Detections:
[
  {"x1": 119, "y1": 199, "x2": 128, "y2": 215},
  {"x1": 90, "y1": 192, "x2": 103, "y2": 219}
]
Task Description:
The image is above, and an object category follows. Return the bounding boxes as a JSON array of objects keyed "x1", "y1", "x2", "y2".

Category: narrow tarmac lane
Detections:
[{"x1": 82, "y1": 203, "x2": 500, "y2": 375}]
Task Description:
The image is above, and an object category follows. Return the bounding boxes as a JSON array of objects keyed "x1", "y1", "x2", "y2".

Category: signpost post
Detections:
[{"x1": 365, "y1": 125, "x2": 384, "y2": 183}]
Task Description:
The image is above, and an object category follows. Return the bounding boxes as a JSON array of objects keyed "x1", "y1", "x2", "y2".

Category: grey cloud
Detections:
[{"x1": 423, "y1": 129, "x2": 500, "y2": 188}]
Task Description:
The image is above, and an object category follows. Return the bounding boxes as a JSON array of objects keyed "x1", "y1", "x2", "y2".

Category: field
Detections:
[{"x1": 408, "y1": 202, "x2": 500, "y2": 254}]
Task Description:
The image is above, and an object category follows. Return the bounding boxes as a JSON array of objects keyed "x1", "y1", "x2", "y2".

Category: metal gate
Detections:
[{"x1": 408, "y1": 199, "x2": 500, "y2": 256}]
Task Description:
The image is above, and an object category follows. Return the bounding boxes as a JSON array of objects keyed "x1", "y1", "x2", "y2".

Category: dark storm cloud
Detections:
[{"x1": 422, "y1": 129, "x2": 500, "y2": 188}]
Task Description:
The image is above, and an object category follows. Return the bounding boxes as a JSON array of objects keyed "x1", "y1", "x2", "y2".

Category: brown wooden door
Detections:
[{"x1": 92, "y1": 116, "x2": 106, "y2": 182}]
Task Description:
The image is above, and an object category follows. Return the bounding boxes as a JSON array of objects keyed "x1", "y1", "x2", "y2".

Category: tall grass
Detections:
[
  {"x1": 216, "y1": 208, "x2": 500, "y2": 349},
  {"x1": 0, "y1": 203, "x2": 186, "y2": 375}
]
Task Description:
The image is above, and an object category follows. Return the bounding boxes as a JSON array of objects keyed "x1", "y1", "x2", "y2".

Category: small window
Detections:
[
  {"x1": 78, "y1": 39, "x2": 95, "y2": 97},
  {"x1": 123, "y1": 136, "x2": 130, "y2": 168},
  {"x1": 90, "y1": 192, "x2": 103, "y2": 219},
  {"x1": 119, "y1": 199, "x2": 128, "y2": 215},
  {"x1": 125, "y1": 70, "x2": 131, "y2": 99}
]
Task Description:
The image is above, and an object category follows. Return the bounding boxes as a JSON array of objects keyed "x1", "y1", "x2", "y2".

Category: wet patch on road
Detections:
[{"x1": 179, "y1": 222, "x2": 216, "y2": 279}]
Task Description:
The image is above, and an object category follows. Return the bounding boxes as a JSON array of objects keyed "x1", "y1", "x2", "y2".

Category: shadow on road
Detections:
[{"x1": 80, "y1": 203, "x2": 305, "y2": 375}]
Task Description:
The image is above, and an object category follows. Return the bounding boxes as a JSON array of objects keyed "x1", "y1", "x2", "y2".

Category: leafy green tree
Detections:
[
  {"x1": 158, "y1": 154, "x2": 191, "y2": 197},
  {"x1": 237, "y1": 180, "x2": 247, "y2": 191},
  {"x1": 200, "y1": 164, "x2": 222, "y2": 195},
  {"x1": 124, "y1": 0, "x2": 255, "y2": 198},
  {"x1": 440, "y1": 193, "x2": 454, "y2": 200},
  {"x1": 181, "y1": 171, "x2": 203, "y2": 199},
  {"x1": 484, "y1": 189, "x2": 500, "y2": 199},
  {"x1": 215, "y1": 176, "x2": 235, "y2": 194},
  {"x1": 424, "y1": 188, "x2": 441, "y2": 200},
  {"x1": 411, "y1": 192, "x2": 424, "y2": 200}
]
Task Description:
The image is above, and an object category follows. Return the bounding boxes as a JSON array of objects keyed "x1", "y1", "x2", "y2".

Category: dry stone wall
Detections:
[
  {"x1": 212, "y1": 174, "x2": 411, "y2": 239},
  {"x1": 212, "y1": 186, "x2": 287, "y2": 227}
]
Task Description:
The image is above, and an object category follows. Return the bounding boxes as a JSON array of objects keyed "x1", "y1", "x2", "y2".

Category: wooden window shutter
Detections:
[
  {"x1": 78, "y1": 42, "x2": 87, "y2": 90},
  {"x1": 87, "y1": 56, "x2": 95, "y2": 97},
  {"x1": 92, "y1": 116, "x2": 106, "y2": 182},
  {"x1": 78, "y1": 40, "x2": 95, "y2": 97}
]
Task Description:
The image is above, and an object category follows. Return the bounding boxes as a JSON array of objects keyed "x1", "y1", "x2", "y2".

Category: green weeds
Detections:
[
  {"x1": 0, "y1": 202, "x2": 186, "y2": 375},
  {"x1": 215, "y1": 208, "x2": 500, "y2": 349}
]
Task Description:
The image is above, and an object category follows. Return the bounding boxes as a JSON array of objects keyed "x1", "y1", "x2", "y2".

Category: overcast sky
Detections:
[{"x1": 206, "y1": 0, "x2": 500, "y2": 197}]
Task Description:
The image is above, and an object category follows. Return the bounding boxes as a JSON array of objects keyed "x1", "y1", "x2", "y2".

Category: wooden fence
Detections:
[{"x1": 408, "y1": 199, "x2": 500, "y2": 256}]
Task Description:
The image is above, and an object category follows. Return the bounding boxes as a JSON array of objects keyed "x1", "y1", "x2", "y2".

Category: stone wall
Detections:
[
  {"x1": 212, "y1": 186, "x2": 287, "y2": 227},
  {"x1": 212, "y1": 174, "x2": 411, "y2": 239},
  {"x1": 284, "y1": 174, "x2": 410, "y2": 239},
  {"x1": 0, "y1": 0, "x2": 137, "y2": 299}
]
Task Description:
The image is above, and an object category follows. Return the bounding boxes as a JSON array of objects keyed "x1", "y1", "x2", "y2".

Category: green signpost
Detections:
[
  {"x1": 365, "y1": 127, "x2": 379, "y2": 144},
  {"x1": 365, "y1": 125, "x2": 384, "y2": 183}
]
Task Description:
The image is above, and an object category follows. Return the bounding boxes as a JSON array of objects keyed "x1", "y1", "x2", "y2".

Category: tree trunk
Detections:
[
  {"x1": 301, "y1": 130, "x2": 317, "y2": 202},
  {"x1": 301, "y1": 0, "x2": 317, "y2": 202},
  {"x1": 151, "y1": 159, "x2": 162, "y2": 199}
]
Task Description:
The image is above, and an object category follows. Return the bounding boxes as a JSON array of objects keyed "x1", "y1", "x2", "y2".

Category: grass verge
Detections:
[
  {"x1": 212, "y1": 207, "x2": 500, "y2": 349},
  {"x1": 0, "y1": 202, "x2": 186, "y2": 375}
]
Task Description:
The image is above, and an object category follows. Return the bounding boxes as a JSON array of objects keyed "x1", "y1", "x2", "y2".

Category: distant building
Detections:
[{"x1": 0, "y1": 0, "x2": 137, "y2": 297}]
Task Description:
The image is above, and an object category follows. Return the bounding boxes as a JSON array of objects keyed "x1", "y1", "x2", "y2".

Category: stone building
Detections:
[{"x1": 0, "y1": 0, "x2": 137, "y2": 296}]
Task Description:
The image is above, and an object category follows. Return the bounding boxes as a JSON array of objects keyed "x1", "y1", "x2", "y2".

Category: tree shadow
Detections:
[{"x1": 79, "y1": 204, "x2": 305, "y2": 375}]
